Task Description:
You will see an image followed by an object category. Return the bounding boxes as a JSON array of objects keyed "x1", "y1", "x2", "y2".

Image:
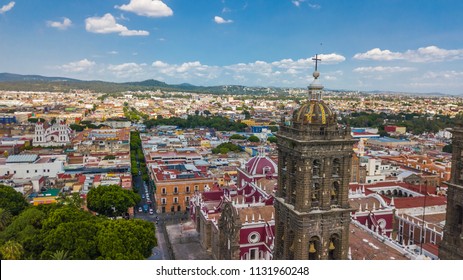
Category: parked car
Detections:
[
  {"x1": 149, "y1": 208, "x2": 154, "y2": 215},
  {"x1": 138, "y1": 207, "x2": 142, "y2": 213}
]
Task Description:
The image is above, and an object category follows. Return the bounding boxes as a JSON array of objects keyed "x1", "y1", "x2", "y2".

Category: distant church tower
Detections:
[
  {"x1": 440, "y1": 123, "x2": 463, "y2": 259},
  {"x1": 274, "y1": 55, "x2": 356, "y2": 260}
]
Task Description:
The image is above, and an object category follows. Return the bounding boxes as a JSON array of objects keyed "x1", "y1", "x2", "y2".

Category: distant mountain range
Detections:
[
  {"x1": 0, "y1": 72, "x2": 455, "y2": 96},
  {"x1": 0, "y1": 72, "x2": 285, "y2": 95}
]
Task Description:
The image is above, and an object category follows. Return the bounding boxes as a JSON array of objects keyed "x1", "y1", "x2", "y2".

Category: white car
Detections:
[{"x1": 149, "y1": 208, "x2": 154, "y2": 215}]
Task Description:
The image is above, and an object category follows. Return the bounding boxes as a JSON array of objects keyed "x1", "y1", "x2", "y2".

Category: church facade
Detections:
[
  {"x1": 33, "y1": 120, "x2": 72, "y2": 147},
  {"x1": 274, "y1": 56, "x2": 356, "y2": 260}
]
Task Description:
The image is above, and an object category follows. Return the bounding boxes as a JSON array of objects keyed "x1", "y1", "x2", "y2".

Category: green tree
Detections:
[
  {"x1": 0, "y1": 207, "x2": 46, "y2": 259},
  {"x1": 0, "y1": 240, "x2": 24, "y2": 260},
  {"x1": 49, "y1": 250, "x2": 70, "y2": 260},
  {"x1": 69, "y1": 123, "x2": 85, "y2": 131},
  {"x1": 87, "y1": 185, "x2": 140, "y2": 217},
  {"x1": 61, "y1": 193, "x2": 84, "y2": 209},
  {"x1": 230, "y1": 134, "x2": 246, "y2": 140},
  {"x1": 267, "y1": 136, "x2": 277, "y2": 144},
  {"x1": 0, "y1": 208, "x2": 12, "y2": 231},
  {"x1": 443, "y1": 144, "x2": 452, "y2": 153},
  {"x1": 42, "y1": 206, "x2": 92, "y2": 230},
  {"x1": 0, "y1": 185, "x2": 29, "y2": 216},
  {"x1": 219, "y1": 147, "x2": 230, "y2": 154},
  {"x1": 268, "y1": 126, "x2": 278, "y2": 132},
  {"x1": 96, "y1": 219, "x2": 156, "y2": 260},
  {"x1": 248, "y1": 135, "x2": 260, "y2": 143},
  {"x1": 42, "y1": 220, "x2": 101, "y2": 260}
]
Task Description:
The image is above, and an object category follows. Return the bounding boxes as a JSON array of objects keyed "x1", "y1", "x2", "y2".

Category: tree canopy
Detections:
[
  {"x1": 144, "y1": 115, "x2": 247, "y2": 132},
  {"x1": 211, "y1": 142, "x2": 243, "y2": 154},
  {"x1": 248, "y1": 135, "x2": 260, "y2": 143},
  {"x1": 87, "y1": 185, "x2": 140, "y2": 217},
  {"x1": 0, "y1": 185, "x2": 29, "y2": 216},
  {"x1": 230, "y1": 134, "x2": 247, "y2": 140},
  {"x1": 0, "y1": 204, "x2": 156, "y2": 260}
]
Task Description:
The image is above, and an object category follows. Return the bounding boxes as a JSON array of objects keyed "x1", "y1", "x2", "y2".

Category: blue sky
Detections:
[{"x1": 1, "y1": 0, "x2": 463, "y2": 94}]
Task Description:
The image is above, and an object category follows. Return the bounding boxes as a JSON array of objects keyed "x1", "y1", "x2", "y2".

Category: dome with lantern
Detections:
[{"x1": 292, "y1": 57, "x2": 336, "y2": 127}]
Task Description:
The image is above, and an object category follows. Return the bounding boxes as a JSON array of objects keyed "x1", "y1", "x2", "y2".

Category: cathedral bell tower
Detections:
[
  {"x1": 274, "y1": 55, "x2": 356, "y2": 260},
  {"x1": 439, "y1": 123, "x2": 463, "y2": 259}
]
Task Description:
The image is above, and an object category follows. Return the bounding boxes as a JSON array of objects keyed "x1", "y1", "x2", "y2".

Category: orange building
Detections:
[
  {"x1": 385, "y1": 155, "x2": 451, "y2": 185},
  {"x1": 152, "y1": 164, "x2": 215, "y2": 213}
]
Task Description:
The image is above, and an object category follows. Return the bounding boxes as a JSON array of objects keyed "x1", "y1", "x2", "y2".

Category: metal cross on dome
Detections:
[{"x1": 312, "y1": 54, "x2": 321, "y2": 71}]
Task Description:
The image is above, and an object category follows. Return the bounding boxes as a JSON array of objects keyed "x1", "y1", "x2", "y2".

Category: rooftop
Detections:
[{"x1": 6, "y1": 154, "x2": 38, "y2": 163}]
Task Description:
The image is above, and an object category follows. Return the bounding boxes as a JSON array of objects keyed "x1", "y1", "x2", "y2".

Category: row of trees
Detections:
[
  {"x1": 123, "y1": 105, "x2": 149, "y2": 123},
  {"x1": 0, "y1": 185, "x2": 154, "y2": 260},
  {"x1": 130, "y1": 131, "x2": 149, "y2": 183},
  {"x1": 144, "y1": 115, "x2": 248, "y2": 132}
]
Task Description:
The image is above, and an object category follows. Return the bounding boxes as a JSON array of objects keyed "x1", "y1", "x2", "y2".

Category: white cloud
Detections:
[
  {"x1": 353, "y1": 46, "x2": 463, "y2": 62},
  {"x1": 115, "y1": 0, "x2": 173, "y2": 17},
  {"x1": 214, "y1": 16, "x2": 233, "y2": 24},
  {"x1": 85, "y1": 13, "x2": 149, "y2": 36},
  {"x1": 108, "y1": 50, "x2": 119, "y2": 55},
  {"x1": 308, "y1": 3, "x2": 321, "y2": 9},
  {"x1": 292, "y1": 0, "x2": 303, "y2": 7},
  {"x1": 152, "y1": 60, "x2": 169, "y2": 68},
  {"x1": 108, "y1": 62, "x2": 146, "y2": 78},
  {"x1": 222, "y1": 7, "x2": 232, "y2": 13},
  {"x1": 353, "y1": 48, "x2": 402, "y2": 61},
  {"x1": 317, "y1": 53, "x2": 346, "y2": 63},
  {"x1": 0, "y1": 1, "x2": 14, "y2": 14},
  {"x1": 59, "y1": 59, "x2": 95, "y2": 73},
  {"x1": 422, "y1": 70, "x2": 463, "y2": 79},
  {"x1": 353, "y1": 66, "x2": 415, "y2": 73},
  {"x1": 47, "y1": 17, "x2": 72, "y2": 30}
]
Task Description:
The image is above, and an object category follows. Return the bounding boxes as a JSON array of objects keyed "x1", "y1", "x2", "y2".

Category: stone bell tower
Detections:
[
  {"x1": 274, "y1": 55, "x2": 356, "y2": 260},
  {"x1": 439, "y1": 123, "x2": 463, "y2": 259}
]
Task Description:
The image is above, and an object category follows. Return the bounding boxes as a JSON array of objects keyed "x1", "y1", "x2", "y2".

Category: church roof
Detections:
[
  {"x1": 292, "y1": 100, "x2": 335, "y2": 125},
  {"x1": 245, "y1": 155, "x2": 277, "y2": 176}
]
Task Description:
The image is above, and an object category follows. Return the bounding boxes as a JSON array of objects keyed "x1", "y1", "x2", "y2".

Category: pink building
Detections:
[{"x1": 190, "y1": 153, "x2": 278, "y2": 259}]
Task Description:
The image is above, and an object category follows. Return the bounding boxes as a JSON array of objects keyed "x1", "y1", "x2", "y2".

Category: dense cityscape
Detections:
[
  {"x1": 1, "y1": 0, "x2": 463, "y2": 265},
  {"x1": 0, "y1": 67, "x2": 462, "y2": 260}
]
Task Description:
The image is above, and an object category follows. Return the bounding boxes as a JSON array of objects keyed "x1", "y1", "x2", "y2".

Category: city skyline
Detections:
[{"x1": 1, "y1": 0, "x2": 463, "y2": 94}]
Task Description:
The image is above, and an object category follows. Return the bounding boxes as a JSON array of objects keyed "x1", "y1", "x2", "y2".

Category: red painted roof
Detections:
[
  {"x1": 393, "y1": 196, "x2": 446, "y2": 209},
  {"x1": 245, "y1": 155, "x2": 277, "y2": 176}
]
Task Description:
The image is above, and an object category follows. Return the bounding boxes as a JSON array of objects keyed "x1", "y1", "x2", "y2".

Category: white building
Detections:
[
  {"x1": 0, "y1": 154, "x2": 65, "y2": 179},
  {"x1": 33, "y1": 120, "x2": 72, "y2": 147}
]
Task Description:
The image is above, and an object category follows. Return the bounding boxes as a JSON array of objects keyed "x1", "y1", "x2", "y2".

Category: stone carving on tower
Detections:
[
  {"x1": 439, "y1": 122, "x2": 463, "y2": 259},
  {"x1": 274, "y1": 55, "x2": 356, "y2": 260}
]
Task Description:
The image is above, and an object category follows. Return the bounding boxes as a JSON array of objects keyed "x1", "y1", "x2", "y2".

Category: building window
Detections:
[
  {"x1": 185, "y1": 196, "x2": 189, "y2": 203},
  {"x1": 162, "y1": 188, "x2": 166, "y2": 195},
  {"x1": 174, "y1": 197, "x2": 178, "y2": 204},
  {"x1": 312, "y1": 160, "x2": 320, "y2": 177},
  {"x1": 27, "y1": 170, "x2": 29, "y2": 173},
  {"x1": 194, "y1": 185, "x2": 199, "y2": 191},
  {"x1": 249, "y1": 249, "x2": 257, "y2": 260},
  {"x1": 409, "y1": 225, "x2": 415, "y2": 244},
  {"x1": 430, "y1": 230, "x2": 436, "y2": 245},
  {"x1": 161, "y1": 198, "x2": 166, "y2": 205},
  {"x1": 173, "y1": 187, "x2": 178, "y2": 194},
  {"x1": 186, "y1": 186, "x2": 190, "y2": 193},
  {"x1": 311, "y1": 183, "x2": 320, "y2": 207},
  {"x1": 332, "y1": 158, "x2": 341, "y2": 176}
]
